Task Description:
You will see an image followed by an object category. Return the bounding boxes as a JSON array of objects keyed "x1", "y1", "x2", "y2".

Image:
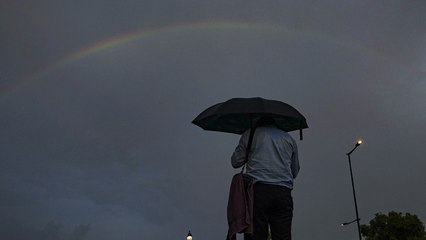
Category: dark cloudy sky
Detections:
[{"x1": 1, "y1": 1, "x2": 425, "y2": 240}]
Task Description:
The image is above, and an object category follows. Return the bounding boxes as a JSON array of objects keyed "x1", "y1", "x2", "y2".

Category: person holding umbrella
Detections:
[
  {"x1": 231, "y1": 116, "x2": 300, "y2": 240},
  {"x1": 192, "y1": 97, "x2": 307, "y2": 240}
]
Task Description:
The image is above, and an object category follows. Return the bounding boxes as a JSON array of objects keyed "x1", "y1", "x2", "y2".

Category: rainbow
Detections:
[
  {"x1": 3, "y1": 20, "x2": 414, "y2": 97},
  {"x1": 3, "y1": 21, "x2": 358, "y2": 97},
  {"x1": 51, "y1": 21, "x2": 283, "y2": 71},
  {"x1": 1, "y1": 21, "x2": 297, "y2": 96}
]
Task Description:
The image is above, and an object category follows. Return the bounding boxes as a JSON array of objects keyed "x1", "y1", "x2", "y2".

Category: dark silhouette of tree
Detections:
[{"x1": 361, "y1": 211, "x2": 426, "y2": 240}]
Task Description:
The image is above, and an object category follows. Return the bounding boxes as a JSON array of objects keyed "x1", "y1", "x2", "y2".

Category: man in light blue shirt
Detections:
[{"x1": 231, "y1": 117, "x2": 299, "y2": 240}]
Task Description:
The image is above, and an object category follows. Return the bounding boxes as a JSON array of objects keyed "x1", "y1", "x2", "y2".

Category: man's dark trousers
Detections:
[{"x1": 245, "y1": 183, "x2": 293, "y2": 240}]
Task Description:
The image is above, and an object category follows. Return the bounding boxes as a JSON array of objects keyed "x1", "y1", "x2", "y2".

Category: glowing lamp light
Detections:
[
  {"x1": 357, "y1": 140, "x2": 363, "y2": 145},
  {"x1": 186, "y1": 231, "x2": 193, "y2": 240}
]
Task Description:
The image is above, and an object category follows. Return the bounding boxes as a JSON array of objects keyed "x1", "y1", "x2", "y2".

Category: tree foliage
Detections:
[{"x1": 360, "y1": 211, "x2": 426, "y2": 240}]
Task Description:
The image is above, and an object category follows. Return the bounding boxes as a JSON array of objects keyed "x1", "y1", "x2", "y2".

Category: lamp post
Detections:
[
  {"x1": 342, "y1": 140, "x2": 363, "y2": 240},
  {"x1": 186, "y1": 231, "x2": 193, "y2": 240}
]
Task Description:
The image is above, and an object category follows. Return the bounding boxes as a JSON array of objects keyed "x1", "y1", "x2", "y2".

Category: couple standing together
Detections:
[{"x1": 230, "y1": 117, "x2": 300, "y2": 240}]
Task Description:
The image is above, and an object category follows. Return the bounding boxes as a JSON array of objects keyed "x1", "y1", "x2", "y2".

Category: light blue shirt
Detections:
[{"x1": 231, "y1": 125, "x2": 300, "y2": 189}]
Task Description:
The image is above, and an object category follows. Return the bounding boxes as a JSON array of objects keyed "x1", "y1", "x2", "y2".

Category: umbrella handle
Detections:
[
  {"x1": 240, "y1": 127, "x2": 257, "y2": 173},
  {"x1": 299, "y1": 120, "x2": 305, "y2": 140}
]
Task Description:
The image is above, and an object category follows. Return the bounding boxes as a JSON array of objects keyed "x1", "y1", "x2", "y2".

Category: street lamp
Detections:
[
  {"x1": 341, "y1": 140, "x2": 363, "y2": 240},
  {"x1": 341, "y1": 218, "x2": 360, "y2": 226},
  {"x1": 186, "y1": 231, "x2": 193, "y2": 240}
]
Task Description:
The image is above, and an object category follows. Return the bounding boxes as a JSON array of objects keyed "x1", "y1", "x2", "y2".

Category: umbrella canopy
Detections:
[{"x1": 192, "y1": 97, "x2": 308, "y2": 139}]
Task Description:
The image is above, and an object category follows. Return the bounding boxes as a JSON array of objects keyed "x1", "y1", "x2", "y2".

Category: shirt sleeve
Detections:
[{"x1": 231, "y1": 131, "x2": 249, "y2": 168}]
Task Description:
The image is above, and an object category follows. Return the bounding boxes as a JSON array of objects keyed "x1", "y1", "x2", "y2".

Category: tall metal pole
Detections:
[
  {"x1": 346, "y1": 150, "x2": 362, "y2": 240},
  {"x1": 346, "y1": 141, "x2": 362, "y2": 240}
]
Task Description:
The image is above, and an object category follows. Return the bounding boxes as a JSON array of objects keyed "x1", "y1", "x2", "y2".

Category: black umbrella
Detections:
[{"x1": 192, "y1": 97, "x2": 308, "y2": 140}]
